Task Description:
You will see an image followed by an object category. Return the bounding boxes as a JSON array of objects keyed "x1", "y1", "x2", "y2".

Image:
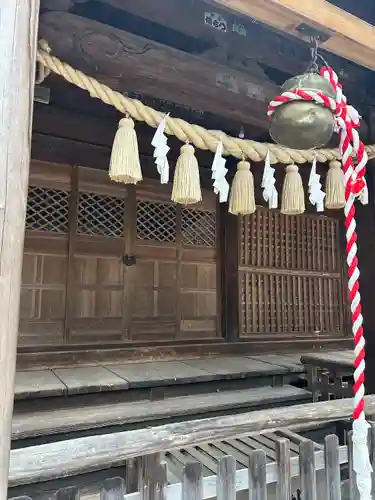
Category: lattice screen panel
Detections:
[
  {"x1": 181, "y1": 208, "x2": 216, "y2": 247},
  {"x1": 77, "y1": 192, "x2": 125, "y2": 238},
  {"x1": 240, "y1": 271, "x2": 344, "y2": 335},
  {"x1": 137, "y1": 201, "x2": 177, "y2": 243},
  {"x1": 239, "y1": 208, "x2": 345, "y2": 337},
  {"x1": 26, "y1": 186, "x2": 69, "y2": 233},
  {"x1": 241, "y1": 209, "x2": 340, "y2": 273}
]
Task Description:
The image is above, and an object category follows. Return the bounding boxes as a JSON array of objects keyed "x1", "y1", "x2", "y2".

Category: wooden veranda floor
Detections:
[{"x1": 11, "y1": 350, "x2": 352, "y2": 448}]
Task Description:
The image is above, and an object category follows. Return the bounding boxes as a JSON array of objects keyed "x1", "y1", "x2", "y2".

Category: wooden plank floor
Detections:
[
  {"x1": 300, "y1": 350, "x2": 353, "y2": 370},
  {"x1": 13, "y1": 352, "x2": 315, "y2": 400}
]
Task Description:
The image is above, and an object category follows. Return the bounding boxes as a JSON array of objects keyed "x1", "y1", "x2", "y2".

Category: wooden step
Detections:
[
  {"x1": 14, "y1": 355, "x2": 305, "y2": 401},
  {"x1": 12, "y1": 385, "x2": 310, "y2": 441}
]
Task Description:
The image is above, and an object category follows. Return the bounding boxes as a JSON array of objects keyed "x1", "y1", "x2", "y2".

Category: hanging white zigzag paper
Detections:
[
  {"x1": 151, "y1": 114, "x2": 170, "y2": 184},
  {"x1": 211, "y1": 139, "x2": 229, "y2": 202},
  {"x1": 261, "y1": 151, "x2": 278, "y2": 209},
  {"x1": 308, "y1": 156, "x2": 325, "y2": 212}
]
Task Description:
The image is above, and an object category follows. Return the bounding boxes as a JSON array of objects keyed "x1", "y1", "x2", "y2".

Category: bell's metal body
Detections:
[{"x1": 269, "y1": 73, "x2": 336, "y2": 150}]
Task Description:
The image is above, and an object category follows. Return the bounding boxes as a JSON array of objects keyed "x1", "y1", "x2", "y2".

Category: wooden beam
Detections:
[
  {"x1": 212, "y1": 0, "x2": 375, "y2": 71},
  {"x1": 38, "y1": 11, "x2": 279, "y2": 129},
  {"x1": 31, "y1": 104, "x2": 219, "y2": 169},
  {"x1": 0, "y1": 0, "x2": 40, "y2": 496},
  {"x1": 8, "y1": 395, "x2": 375, "y2": 486},
  {"x1": 90, "y1": 0, "x2": 368, "y2": 94}
]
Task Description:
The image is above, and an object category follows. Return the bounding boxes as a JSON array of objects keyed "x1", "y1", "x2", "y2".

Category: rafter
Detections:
[{"x1": 211, "y1": 0, "x2": 375, "y2": 71}]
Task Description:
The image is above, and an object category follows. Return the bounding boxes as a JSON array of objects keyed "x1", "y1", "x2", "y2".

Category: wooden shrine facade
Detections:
[{"x1": 18, "y1": 159, "x2": 349, "y2": 353}]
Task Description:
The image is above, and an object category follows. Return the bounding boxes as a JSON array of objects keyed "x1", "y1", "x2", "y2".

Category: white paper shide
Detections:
[
  {"x1": 151, "y1": 115, "x2": 170, "y2": 184},
  {"x1": 211, "y1": 139, "x2": 229, "y2": 202},
  {"x1": 308, "y1": 157, "x2": 325, "y2": 212},
  {"x1": 261, "y1": 151, "x2": 278, "y2": 209}
]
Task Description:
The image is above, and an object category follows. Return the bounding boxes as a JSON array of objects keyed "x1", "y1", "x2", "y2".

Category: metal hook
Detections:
[{"x1": 306, "y1": 36, "x2": 319, "y2": 73}]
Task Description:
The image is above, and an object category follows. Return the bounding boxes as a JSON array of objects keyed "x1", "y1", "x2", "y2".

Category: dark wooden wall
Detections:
[
  {"x1": 20, "y1": 76, "x2": 353, "y2": 364},
  {"x1": 19, "y1": 158, "x2": 350, "y2": 355}
]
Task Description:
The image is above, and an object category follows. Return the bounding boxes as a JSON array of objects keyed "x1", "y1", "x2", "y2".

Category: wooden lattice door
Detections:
[
  {"x1": 67, "y1": 166, "x2": 132, "y2": 343},
  {"x1": 19, "y1": 163, "x2": 133, "y2": 345},
  {"x1": 131, "y1": 179, "x2": 220, "y2": 341},
  {"x1": 19, "y1": 162, "x2": 71, "y2": 346},
  {"x1": 239, "y1": 208, "x2": 347, "y2": 338},
  {"x1": 20, "y1": 164, "x2": 220, "y2": 346}
]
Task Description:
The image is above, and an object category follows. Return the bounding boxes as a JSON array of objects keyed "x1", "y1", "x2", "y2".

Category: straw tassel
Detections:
[
  {"x1": 280, "y1": 164, "x2": 305, "y2": 215},
  {"x1": 228, "y1": 160, "x2": 256, "y2": 215},
  {"x1": 171, "y1": 144, "x2": 202, "y2": 205},
  {"x1": 109, "y1": 117, "x2": 143, "y2": 184},
  {"x1": 325, "y1": 160, "x2": 345, "y2": 209}
]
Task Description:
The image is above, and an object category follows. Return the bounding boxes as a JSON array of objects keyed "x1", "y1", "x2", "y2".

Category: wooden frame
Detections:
[
  {"x1": 0, "y1": 0, "x2": 40, "y2": 496},
  {"x1": 8, "y1": 395, "x2": 375, "y2": 486},
  {"x1": 213, "y1": 0, "x2": 375, "y2": 70},
  {"x1": 9, "y1": 432, "x2": 351, "y2": 499}
]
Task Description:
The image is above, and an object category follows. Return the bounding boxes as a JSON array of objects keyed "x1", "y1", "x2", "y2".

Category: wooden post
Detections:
[
  {"x1": 220, "y1": 203, "x2": 240, "y2": 341},
  {"x1": 0, "y1": 0, "x2": 40, "y2": 496},
  {"x1": 360, "y1": 108, "x2": 375, "y2": 395}
]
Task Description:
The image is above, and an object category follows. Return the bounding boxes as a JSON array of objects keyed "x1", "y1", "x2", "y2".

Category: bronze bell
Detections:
[{"x1": 269, "y1": 73, "x2": 336, "y2": 150}]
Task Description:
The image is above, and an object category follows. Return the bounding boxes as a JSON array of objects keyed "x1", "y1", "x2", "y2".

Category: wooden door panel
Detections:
[
  {"x1": 19, "y1": 253, "x2": 67, "y2": 346},
  {"x1": 239, "y1": 208, "x2": 346, "y2": 337},
  {"x1": 131, "y1": 258, "x2": 178, "y2": 339},
  {"x1": 20, "y1": 164, "x2": 221, "y2": 346},
  {"x1": 69, "y1": 167, "x2": 130, "y2": 342},
  {"x1": 133, "y1": 181, "x2": 220, "y2": 341}
]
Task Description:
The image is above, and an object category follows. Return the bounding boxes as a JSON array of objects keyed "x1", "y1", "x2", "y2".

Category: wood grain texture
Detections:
[
  {"x1": 70, "y1": 0, "x2": 370, "y2": 103},
  {"x1": 15, "y1": 370, "x2": 67, "y2": 399},
  {"x1": 324, "y1": 435, "x2": 341, "y2": 500},
  {"x1": 0, "y1": 0, "x2": 40, "y2": 496},
  {"x1": 52, "y1": 366, "x2": 129, "y2": 395},
  {"x1": 11, "y1": 385, "x2": 310, "y2": 440},
  {"x1": 275, "y1": 439, "x2": 291, "y2": 500},
  {"x1": 21, "y1": 162, "x2": 220, "y2": 345},
  {"x1": 299, "y1": 439, "x2": 317, "y2": 500},
  {"x1": 217, "y1": 456, "x2": 236, "y2": 500},
  {"x1": 16, "y1": 337, "x2": 353, "y2": 370},
  {"x1": 38, "y1": 11, "x2": 279, "y2": 128},
  {"x1": 9, "y1": 395, "x2": 375, "y2": 487},
  {"x1": 301, "y1": 350, "x2": 354, "y2": 370},
  {"x1": 248, "y1": 450, "x2": 267, "y2": 500},
  {"x1": 213, "y1": 0, "x2": 375, "y2": 70},
  {"x1": 239, "y1": 209, "x2": 346, "y2": 337}
]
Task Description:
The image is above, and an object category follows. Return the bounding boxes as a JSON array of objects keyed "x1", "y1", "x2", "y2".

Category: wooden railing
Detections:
[
  {"x1": 8, "y1": 437, "x2": 352, "y2": 500},
  {"x1": 8, "y1": 396, "x2": 375, "y2": 499}
]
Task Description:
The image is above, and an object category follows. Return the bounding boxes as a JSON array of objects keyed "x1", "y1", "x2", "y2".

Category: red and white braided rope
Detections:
[
  {"x1": 268, "y1": 68, "x2": 371, "y2": 499},
  {"x1": 321, "y1": 67, "x2": 367, "y2": 421}
]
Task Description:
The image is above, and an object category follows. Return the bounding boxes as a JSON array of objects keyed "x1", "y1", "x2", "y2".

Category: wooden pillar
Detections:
[
  {"x1": 220, "y1": 204, "x2": 240, "y2": 342},
  {"x1": 0, "y1": 0, "x2": 40, "y2": 495},
  {"x1": 358, "y1": 108, "x2": 375, "y2": 394}
]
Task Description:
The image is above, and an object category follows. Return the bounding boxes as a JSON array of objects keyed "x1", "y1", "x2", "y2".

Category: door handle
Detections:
[{"x1": 122, "y1": 254, "x2": 137, "y2": 266}]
